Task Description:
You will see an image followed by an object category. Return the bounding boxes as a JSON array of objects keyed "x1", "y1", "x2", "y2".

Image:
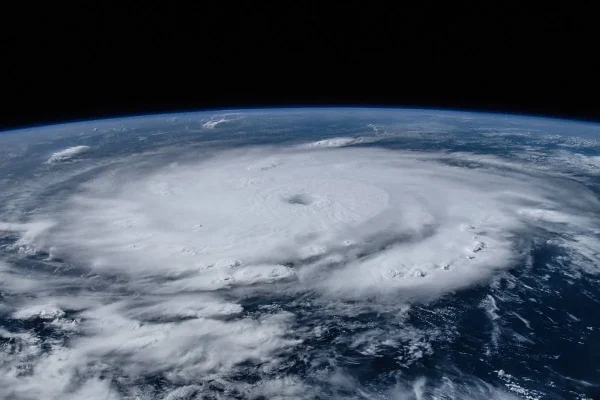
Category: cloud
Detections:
[
  {"x1": 47, "y1": 145, "x2": 91, "y2": 164},
  {"x1": 201, "y1": 114, "x2": 242, "y2": 129},
  {"x1": 301, "y1": 137, "x2": 377, "y2": 148},
  {"x1": 1, "y1": 142, "x2": 599, "y2": 398},
  {"x1": 202, "y1": 118, "x2": 228, "y2": 129},
  {"x1": 33, "y1": 147, "x2": 600, "y2": 295}
]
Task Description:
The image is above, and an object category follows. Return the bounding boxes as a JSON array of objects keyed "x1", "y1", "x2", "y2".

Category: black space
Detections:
[{"x1": 1, "y1": 3, "x2": 598, "y2": 131}]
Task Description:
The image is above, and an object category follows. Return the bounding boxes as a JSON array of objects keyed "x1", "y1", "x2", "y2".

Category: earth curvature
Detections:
[{"x1": 0, "y1": 108, "x2": 599, "y2": 400}]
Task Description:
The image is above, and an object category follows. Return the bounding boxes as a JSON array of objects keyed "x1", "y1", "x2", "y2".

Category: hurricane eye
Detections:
[{"x1": 284, "y1": 194, "x2": 313, "y2": 206}]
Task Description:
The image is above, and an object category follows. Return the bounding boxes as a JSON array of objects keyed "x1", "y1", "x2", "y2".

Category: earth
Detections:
[{"x1": 0, "y1": 108, "x2": 599, "y2": 400}]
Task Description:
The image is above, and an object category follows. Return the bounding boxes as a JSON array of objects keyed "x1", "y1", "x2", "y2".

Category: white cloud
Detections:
[
  {"x1": 302, "y1": 137, "x2": 370, "y2": 148},
  {"x1": 64, "y1": 379, "x2": 122, "y2": 400},
  {"x1": 1, "y1": 141, "x2": 599, "y2": 398},
  {"x1": 47, "y1": 145, "x2": 91, "y2": 163},
  {"x1": 201, "y1": 114, "x2": 242, "y2": 129},
  {"x1": 202, "y1": 118, "x2": 228, "y2": 129},
  {"x1": 32, "y1": 147, "x2": 599, "y2": 296},
  {"x1": 12, "y1": 303, "x2": 66, "y2": 320}
]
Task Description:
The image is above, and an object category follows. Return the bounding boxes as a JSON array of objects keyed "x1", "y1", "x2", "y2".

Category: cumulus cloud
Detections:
[{"x1": 1, "y1": 141, "x2": 599, "y2": 398}]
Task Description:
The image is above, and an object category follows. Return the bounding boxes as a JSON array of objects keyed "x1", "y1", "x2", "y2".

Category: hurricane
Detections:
[{"x1": 0, "y1": 109, "x2": 598, "y2": 399}]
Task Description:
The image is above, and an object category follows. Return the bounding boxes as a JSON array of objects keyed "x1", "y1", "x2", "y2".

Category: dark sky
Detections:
[{"x1": 1, "y1": 3, "x2": 598, "y2": 131}]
